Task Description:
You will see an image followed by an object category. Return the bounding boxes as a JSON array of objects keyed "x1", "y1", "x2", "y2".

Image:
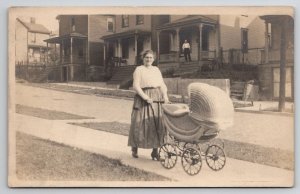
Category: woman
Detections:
[{"x1": 128, "y1": 50, "x2": 169, "y2": 160}]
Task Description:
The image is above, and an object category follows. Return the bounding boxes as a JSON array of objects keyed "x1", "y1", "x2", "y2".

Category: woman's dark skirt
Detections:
[{"x1": 128, "y1": 88, "x2": 165, "y2": 149}]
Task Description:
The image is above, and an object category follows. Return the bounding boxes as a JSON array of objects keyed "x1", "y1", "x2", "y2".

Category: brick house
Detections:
[
  {"x1": 15, "y1": 17, "x2": 51, "y2": 65},
  {"x1": 44, "y1": 15, "x2": 114, "y2": 82}
]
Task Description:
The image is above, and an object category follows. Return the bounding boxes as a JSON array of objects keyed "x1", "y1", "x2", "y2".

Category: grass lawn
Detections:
[
  {"x1": 16, "y1": 132, "x2": 170, "y2": 181},
  {"x1": 16, "y1": 104, "x2": 94, "y2": 120},
  {"x1": 70, "y1": 121, "x2": 294, "y2": 171}
]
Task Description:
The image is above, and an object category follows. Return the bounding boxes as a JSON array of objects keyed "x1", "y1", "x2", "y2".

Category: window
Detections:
[
  {"x1": 122, "y1": 15, "x2": 129, "y2": 27},
  {"x1": 29, "y1": 33, "x2": 36, "y2": 43},
  {"x1": 268, "y1": 23, "x2": 272, "y2": 49},
  {"x1": 136, "y1": 15, "x2": 144, "y2": 25},
  {"x1": 241, "y1": 28, "x2": 248, "y2": 53},
  {"x1": 71, "y1": 17, "x2": 75, "y2": 31},
  {"x1": 107, "y1": 17, "x2": 114, "y2": 32},
  {"x1": 273, "y1": 67, "x2": 292, "y2": 98}
]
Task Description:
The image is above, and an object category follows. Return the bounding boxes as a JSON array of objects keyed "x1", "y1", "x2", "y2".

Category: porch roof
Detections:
[
  {"x1": 101, "y1": 29, "x2": 151, "y2": 41},
  {"x1": 157, "y1": 15, "x2": 218, "y2": 30},
  {"x1": 44, "y1": 32, "x2": 87, "y2": 43},
  {"x1": 28, "y1": 44, "x2": 49, "y2": 49},
  {"x1": 259, "y1": 15, "x2": 294, "y2": 24}
]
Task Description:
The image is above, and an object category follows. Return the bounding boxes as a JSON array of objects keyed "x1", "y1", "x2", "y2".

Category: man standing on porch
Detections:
[{"x1": 182, "y1": 39, "x2": 191, "y2": 62}]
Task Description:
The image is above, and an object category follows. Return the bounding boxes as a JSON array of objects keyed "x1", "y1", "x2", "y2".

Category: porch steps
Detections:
[
  {"x1": 173, "y1": 61, "x2": 201, "y2": 77},
  {"x1": 29, "y1": 66, "x2": 61, "y2": 83},
  {"x1": 107, "y1": 65, "x2": 137, "y2": 89}
]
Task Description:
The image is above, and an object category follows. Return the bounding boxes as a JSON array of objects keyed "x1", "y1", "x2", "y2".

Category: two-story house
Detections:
[
  {"x1": 15, "y1": 17, "x2": 51, "y2": 65},
  {"x1": 44, "y1": 15, "x2": 114, "y2": 82}
]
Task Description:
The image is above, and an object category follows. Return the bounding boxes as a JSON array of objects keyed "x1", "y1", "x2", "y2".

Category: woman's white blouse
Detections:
[{"x1": 133, "y1": 65, "x2": 165, "y2": 89}]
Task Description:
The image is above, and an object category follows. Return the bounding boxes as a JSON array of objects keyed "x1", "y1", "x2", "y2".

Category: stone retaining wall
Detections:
[{"x1": 164, "y1": 78, "x2": 230, "y2": 96}]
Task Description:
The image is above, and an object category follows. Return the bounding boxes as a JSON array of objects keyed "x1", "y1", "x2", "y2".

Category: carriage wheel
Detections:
[
  {"x1": 205, "y1": 145, "x2": 226, "y2": 171},
  {"x1": 181, "y1": 147, "x2": 202, "y2": 176},
  {"x1": 184, "y1": 142, "x2": 201, "y2": 151},
  {"x1": 159, "y1": 144, "x2": 178, "y2": 169}
]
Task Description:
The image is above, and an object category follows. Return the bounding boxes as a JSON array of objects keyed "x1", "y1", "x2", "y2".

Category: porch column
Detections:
[
  {"x1": 86, "y1": 39, "x2": 89, "y2": 65},
  {"x1": 176, "y1": 28, "x2": 180, "y2": 62},
  {"x1": 104, "y1": 41, "x2": 106, "y2": 66},
  {"x1": 118, "y1": 38, "x2": 121, "y2": 57},
  {"x1": 157, "y1": 30, "x2": 160, "y2": 64},
  {"x1": 134, "y1": 34, "x2": 138, "y2": 65},
  {"x1": 46, "y1": 42, "x2": 49, "y2": 64},
  {"x1": 70, "y1": 37, "x2": 73, "y2": 81},
  {"x1": 70, "y1": 37, "x2": 73, "y2": 64},
  {"x1": 54, "y1": 43, "x2": 57, "y2": 63},
  {"x1": 149, "y1": 36, "x2": 152, "y2": 49},
  {"x1": 278, "y1": 17, "x2": 288, "y2": 112},
  {"x1": 198, "y1": 24, "x2": 203, "y2": 61},
  {"x1": 61, "y1": 40, "x2": 64, "y2": 64},
  {"x1": 215, "y1": 24, "x2": 220, "y2": 60},
  {"x1": 264, "y1": 21, "x2": 269, "y2": 63}
]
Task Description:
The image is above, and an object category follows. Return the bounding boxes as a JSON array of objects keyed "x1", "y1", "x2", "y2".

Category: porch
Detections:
[
  {"x1": 156, "y1": 15, "x2": 220, "y2": 64},
  {"x1": 44, "y1": 32, "x2": 88, "y2": 82}
]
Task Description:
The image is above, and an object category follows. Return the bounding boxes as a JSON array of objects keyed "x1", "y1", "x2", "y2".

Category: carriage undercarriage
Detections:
[{"x1": 159, "y1": 134, "x2": 226, "y2": 175}]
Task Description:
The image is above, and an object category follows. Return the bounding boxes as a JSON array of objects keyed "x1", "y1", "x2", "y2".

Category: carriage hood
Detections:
[{"x1": 188, "y1": 83, "x2": 234, "y2": 130}]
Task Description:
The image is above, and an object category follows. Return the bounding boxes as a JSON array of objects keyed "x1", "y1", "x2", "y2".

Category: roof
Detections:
[
  {"x1": 44, "y1": 32, "x2": 87, "y2": 43},
  {"x1": 17, "y1": 18, "x2": 51, "y2": 34},
  {"x1": 157, "y1": 15, "x2": 218, "y2": 30},
  {"x1": 259, "y1": 15, "x2": 294, "y2": 24},
  {"x1": 101, "y1": 30, "x2": 151, "y2": 40}
]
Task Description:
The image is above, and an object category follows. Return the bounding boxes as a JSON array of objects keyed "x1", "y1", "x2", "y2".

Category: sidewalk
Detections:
[
  {"x1": 50, "y1": 81, "x2": 295, "y2": 115},
  {"x1": 13, "y1": 113, "x2": 294, "y2": 187}
]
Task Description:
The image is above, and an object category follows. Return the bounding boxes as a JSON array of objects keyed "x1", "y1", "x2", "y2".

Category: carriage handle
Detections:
[{"x1": 146, "y1": 100, "x2": 165, "y2": 145}]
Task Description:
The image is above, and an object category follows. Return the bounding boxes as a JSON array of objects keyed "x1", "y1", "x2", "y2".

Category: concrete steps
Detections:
[
  {"x1": 173, "y1": 61, "x2": 201, "y2": 76},
  {"x1": 107, "y1": 65, "x2": 137, "y2": 88}
]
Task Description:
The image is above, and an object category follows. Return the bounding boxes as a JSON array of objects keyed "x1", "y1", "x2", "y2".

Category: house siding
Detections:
[
  {"x1": 15, "y1": 20, "x2": 28, "y2": 64},
  {"x1": 58, "y1": 15, "x2": 88, "y2": 36},
  {"x1": 115, "y1": 15, "x2": 151, "y2": 33}
]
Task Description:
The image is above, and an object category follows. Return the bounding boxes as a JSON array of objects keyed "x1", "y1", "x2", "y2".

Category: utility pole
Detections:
[{"x1": 278, "y1": 16, "x2": 287, "y2": 112}]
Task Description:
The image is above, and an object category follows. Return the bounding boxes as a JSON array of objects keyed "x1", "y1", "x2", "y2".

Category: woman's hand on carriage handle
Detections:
[{"x1": 145, "y1": 97, "x2": 153, "y2": 104}]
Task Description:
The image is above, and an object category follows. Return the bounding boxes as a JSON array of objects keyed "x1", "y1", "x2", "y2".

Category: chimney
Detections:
[{"x1": 30, "y1": 17, "x2": 36, "y2": 24}]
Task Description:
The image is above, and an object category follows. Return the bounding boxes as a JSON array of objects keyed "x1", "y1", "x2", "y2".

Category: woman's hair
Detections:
[{"x1": 141, "y1": 50, "x2": 156, "y2": 59}]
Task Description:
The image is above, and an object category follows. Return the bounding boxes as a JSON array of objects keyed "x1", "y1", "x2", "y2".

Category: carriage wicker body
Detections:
[{"x1": 158, "y1": 83, "x2": 234, "y2": 175}]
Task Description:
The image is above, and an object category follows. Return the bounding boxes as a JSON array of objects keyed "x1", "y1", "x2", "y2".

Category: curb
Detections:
[
  {"x1": 235, "y1": 108, "x2": 294, "y2": 117},
  {"x1": 24, "y1": 82, "x2": 294, "y2": 117}
]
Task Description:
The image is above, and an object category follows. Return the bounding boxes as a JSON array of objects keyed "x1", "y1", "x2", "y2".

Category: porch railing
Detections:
[
  {"x1": 222, "y1": 48, "x2": 264, "y2": 65},
  {"x1": 159, "y1": 52, "x2": 178, "y2": 63},
  {"x1": 61, "y1": 56, "x2": 86, "y2": 64},
  {"x1": 201, "y1": 50, "x2": 216, "y2": 59},
  {"x1": 261, "y1": 48, "x2": 294, "y2": 63}
]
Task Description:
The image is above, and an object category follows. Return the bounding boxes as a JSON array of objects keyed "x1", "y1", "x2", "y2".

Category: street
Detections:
[{"x1": 10, "y1": 83, "x2": 294, "y2": 187}]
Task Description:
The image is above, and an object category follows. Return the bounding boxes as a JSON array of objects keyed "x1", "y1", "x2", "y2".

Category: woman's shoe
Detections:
[
  {"x1": 151, "y1": 148, "x2": 160, "y2": 161},
  {"x1": 132, "y1": 147, "x2": 138, "y2": 158}
]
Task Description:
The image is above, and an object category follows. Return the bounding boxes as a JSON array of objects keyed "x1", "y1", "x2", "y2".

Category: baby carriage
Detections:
[{"x1": 158, "y1": 83, "x2": 234, "y2": 175}]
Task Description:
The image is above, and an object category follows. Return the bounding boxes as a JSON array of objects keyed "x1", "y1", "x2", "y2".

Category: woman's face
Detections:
[{"x1": 143, "y1": 53, "x2": 154, "y2": 67}]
